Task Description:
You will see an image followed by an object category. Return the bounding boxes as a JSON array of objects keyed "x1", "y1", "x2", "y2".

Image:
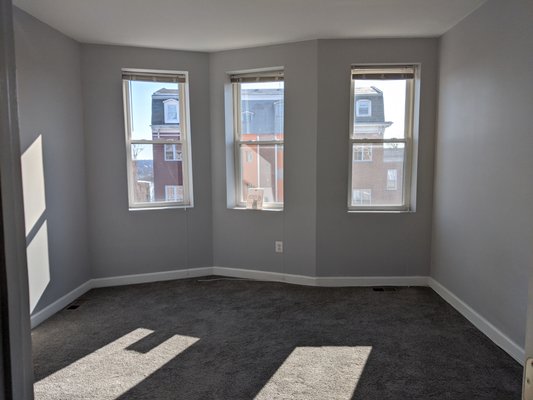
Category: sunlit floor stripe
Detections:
[
  {"x1": 255, "y1": 346, "x2": 372, "y2": 400},
  {"x1": 34, "y1": 328, "x2": 199, "y2": 400}
]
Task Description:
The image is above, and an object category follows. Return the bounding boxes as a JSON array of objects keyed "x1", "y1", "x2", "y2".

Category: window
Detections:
[
  {"x1": 246, "y1": 150, "x2": 253, "y2": 163},
  {"x1": 165, "y1": 185, "x2": 183, "y2": 202},
  {"x1": 349, "y1": 65, "x2": 417, "y2": 210},
  {"x1": 164, "y1": 99, "x2": 179, "y2": 123},
  {"x1": 386, "y1": 169, "x2": 398, "y2": 190},
  {"x1": 123, "y1": 69, "x2": 193, "y2": 209},
  {"x1": 352, "y1": 189, "x2": 372, "y2": 205},
  {"x1": 356, "y1": 99, "x2": 372, "y2": 117},
  {"x1": 164, "y1": 144, "x2": 182, "y2": 161},
  {"x1": 353, "y1": 145, "x2": 373, "y2": 162},
  {"x1": 231, "y1": 70, "x2": 284, "y2": 208}
]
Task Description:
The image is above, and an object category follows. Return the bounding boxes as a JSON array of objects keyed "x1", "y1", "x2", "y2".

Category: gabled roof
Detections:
[
  {"x1": 153, "y1": 88, "x2": 178, "y2": 96},
  {"x1": 355, "y1": 86, "x2": 382, "y2": 95}
]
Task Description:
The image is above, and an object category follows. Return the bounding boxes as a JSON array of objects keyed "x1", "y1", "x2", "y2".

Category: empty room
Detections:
[{"x1": 0, "y1": 0, "x2": 532, "y2": 399}]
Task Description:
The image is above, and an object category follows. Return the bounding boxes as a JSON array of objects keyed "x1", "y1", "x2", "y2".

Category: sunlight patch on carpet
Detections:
[
  {"x1": 34, "y1": 328, "x2": 199, "y2": 400},
  {"x1": 255, "y1": 346, "x2": 372, "y2": 400}
]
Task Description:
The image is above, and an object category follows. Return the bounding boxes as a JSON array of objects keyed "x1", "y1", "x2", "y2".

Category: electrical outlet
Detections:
[
  {"x1": 525, "y1": 358, "x2": 533, "y2": 400},
  {"x1": 275, "y1": 241, "x2": 283, "y2": 253}
]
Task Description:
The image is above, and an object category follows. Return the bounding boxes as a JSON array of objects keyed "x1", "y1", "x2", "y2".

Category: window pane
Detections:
[
  {"x1": 351, "y1": 143, "x2": 405, "y2": 207},
  {"x1": 352, "y1": 79, "x2": 407, "y2": 139},
  {"x1": 239, "y1": 82, "x2": 284, "y2": 141},
  {"x1": 239, "y1": 143, "x2": 283, "y2": 204},
  {"x1": 131, "y1": 144, "x2": 184, "y2": 204},
  {"x1": 128, "y1": 80, "x2": 181, "y2": 141}
]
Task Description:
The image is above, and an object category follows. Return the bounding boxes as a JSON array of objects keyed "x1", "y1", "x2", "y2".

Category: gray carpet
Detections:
[{"x1": 32, "y1": 278, "x2": 522, "y2": 399}]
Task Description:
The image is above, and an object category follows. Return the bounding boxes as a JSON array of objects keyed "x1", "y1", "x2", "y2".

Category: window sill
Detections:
[
  {"x1": 129, "y1": 205, "x2": 193, "y2": 211},
  {"x1": 229, "y1": 206, "x2": 283, "y2": 212},
  {"x1": 347, "y1": 209, "x2": 414, "y2": 214}
]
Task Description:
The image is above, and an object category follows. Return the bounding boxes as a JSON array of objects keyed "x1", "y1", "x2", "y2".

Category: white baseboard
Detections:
[
  {"x1": 428, "y1": 277, "x2": 525, "y2": 365},
  {"x1": 29, "y1": 267, "x2": 525, "y2": 366},
  {"x1": 316, "y1": 275, "x2": 428, "y2": 287},
  {"x1": 212, "y1": 266, "x2": 316, "y2": 285},
  {"x1": 91, "y1": 267, "x2": 214, "y2": 288},
  {"x1": 30, "y1": 280, "x2": 93, "y2": 329},
  {"x1": 212, "y1": 266, "x2": 428, "y2": 287}
]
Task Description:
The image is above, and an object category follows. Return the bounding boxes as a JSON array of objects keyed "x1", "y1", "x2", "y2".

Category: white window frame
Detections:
[
  {"x1": 163, "y1": 99, "x2": 180, "y2": 124},
  {"x1": 348, "y1": 65, "x2": 418, "y2": 212},
  {"x1": 386, "y1": 169, "x2": 398, "y2": 190},
  {"x1": 356, "y1": 99, "x2": 372, "y2": 117},
  {"x1": 122, "y1": 68, "x2": 193, "y2": 210},
  {"x1": 231, "y1": 70, "x2": 284, "y2": 210}
]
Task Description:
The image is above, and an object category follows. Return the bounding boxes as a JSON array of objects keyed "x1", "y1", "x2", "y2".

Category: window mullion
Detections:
[
  {"x1": 130, "y1": 139, "x2": 184, "y2": 145},
  {"x1": 238, "y1": 140, "x2": 284, "y2": 146},
  {"x1": 350, "y1": 138, "x2": 406, "y2": 144}
]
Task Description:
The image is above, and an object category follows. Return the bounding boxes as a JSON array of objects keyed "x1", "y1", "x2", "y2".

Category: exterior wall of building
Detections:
[
  {"x1": 151, "y1": 89, "x2": 184, "y2": 202},
  {"x1": 351, "y1": 146, "x2": 403, "y2": 206},
  {"x1": 350, "y1": 89, "x2": 402, "y2": 206}
]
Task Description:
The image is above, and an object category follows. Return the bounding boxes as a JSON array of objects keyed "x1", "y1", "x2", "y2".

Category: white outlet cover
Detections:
[{"x1": 525, "y1": 358, "x2": 533, "y2": 400}]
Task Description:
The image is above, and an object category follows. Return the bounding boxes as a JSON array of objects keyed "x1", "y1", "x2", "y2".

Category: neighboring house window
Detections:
[
  {"x1": 122, "y1": 69, "x2": 193, "y2": 208},
  {"x1": 241, "y1": 111, "x2": 254, "y2": 133},
  {"x1": 352, "y1": 189, "x2": 372, "y2": 205},
  {"x1": 164, "y1": 144, "x2": 182, "y2": 161},
  {"x1": 230, "y1": 70, "x2": 284, "y2": 209},
  {"x1": 386, "y1": 169, "x2": 398, "y2": 190},
  {"x1": 246, "y1": 150, "x2": 253, "y2": 163},
  {"x1": 353, "y1": 145, "x2": 373, "y2": 162},
  {"x1": 356, "y1": 99, "x2": 371, "y2": 117},
  {"x1": 349, "y1": 65, "x2": 418, "y2": 210},
  {"x1": 165, "y1": 185, "x2": 183, "y2": 202},
  {"x1": 164, "y1": 99, "x2": 179, "y2": 123}
]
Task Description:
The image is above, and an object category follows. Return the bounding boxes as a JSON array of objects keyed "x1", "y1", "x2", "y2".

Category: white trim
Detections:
[
  {"x1": 91, "y1": 267, "x2": 213, "y2": 288},
  {"x1": 30, "y1": 280, "x2": 93, "y2": 328},
  {"x1": 212, "y1": 266, "x2": 427, "y2": 287},
  {"x1": 428, "y1": 278, "x2": 525, "y2": 365},
  {"x1": 212, "y1": 266, "x2": 316, "y2": 286}
]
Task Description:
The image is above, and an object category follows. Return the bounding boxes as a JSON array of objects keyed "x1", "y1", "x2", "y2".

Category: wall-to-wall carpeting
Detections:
[{"x1": 32, "y1": 279, "x2": 521, "y2": 400}]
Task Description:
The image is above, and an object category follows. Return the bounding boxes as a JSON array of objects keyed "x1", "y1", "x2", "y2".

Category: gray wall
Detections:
[
  {"x1": 316, "y1": 39, "x2": 438, "y2": 277},
  {"x1": 431, "y1": 0, "x2": 533, "y2": 349},
  {"x1": 210, "y1": 39, "x2": 438, "y2": 278},
  {"x1": 81, "y1": 45, "x2": 212, "y2": 278},
  {"x1": 14, "y1": 8, "x2": 91, "y2": 314},
  {"x1": 210, "y1": 41, "x2": 318, "y2": 276}
]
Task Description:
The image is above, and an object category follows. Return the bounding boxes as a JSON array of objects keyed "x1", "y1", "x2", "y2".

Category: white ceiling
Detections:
[{"x1": 13, "y1": 0, "x2": 486, "y2": 52}]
